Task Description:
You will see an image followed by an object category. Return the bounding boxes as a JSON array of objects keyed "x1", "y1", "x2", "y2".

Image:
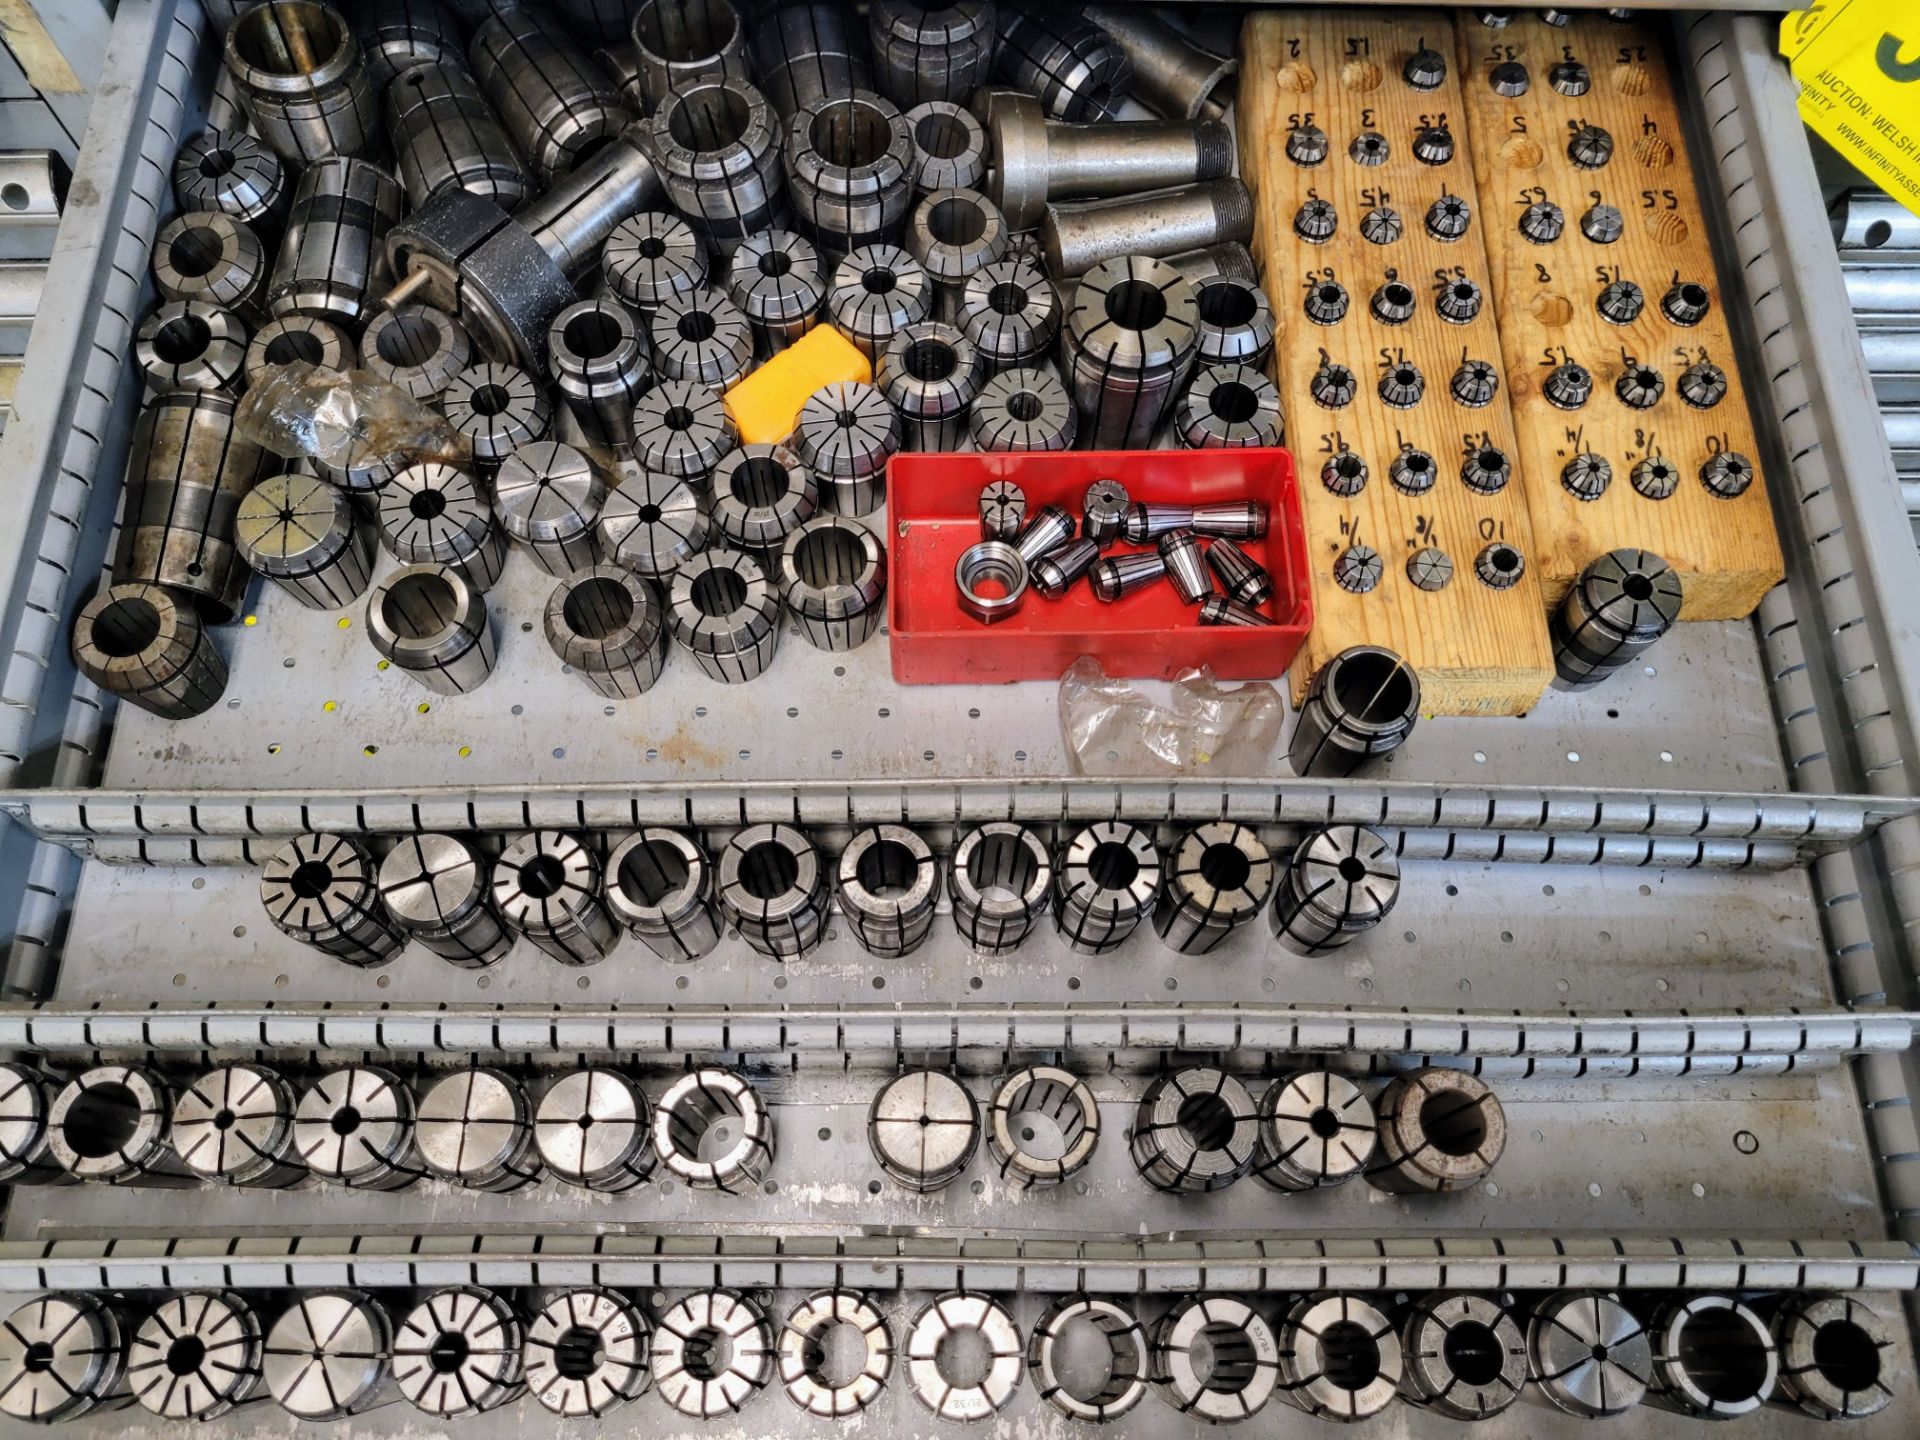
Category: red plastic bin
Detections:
[{"x1": 887, "y1": 448, "x2": 1311, "y2": 685}]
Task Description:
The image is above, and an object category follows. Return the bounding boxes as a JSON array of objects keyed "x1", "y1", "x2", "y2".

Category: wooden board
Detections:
[
  {"x1": 1238, "y1": 10, "x2": 1553, "y2": 717},
  {"x1": 1455, "y1": 11, "x2": 1783, "y2": 617}
]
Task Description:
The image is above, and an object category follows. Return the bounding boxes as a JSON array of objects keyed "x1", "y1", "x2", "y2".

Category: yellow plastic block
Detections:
[{"x1": 723, "y1": 324, "x2": 871, "y2": 445}]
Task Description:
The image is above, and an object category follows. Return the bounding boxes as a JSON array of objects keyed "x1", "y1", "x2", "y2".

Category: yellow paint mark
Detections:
[
  {"x1": 266, "y1": 743, "x2": 281, "y2": 754},
  {"x1": 243, "y1": 615, "x2": 258, "y2": 626},
  {"x1": 362, "y1": 744, "x2": 379, "y2": 756},
  {"x1": 457, "y1": 745, "x2": 472, "y2": 758},
  {"x1": 416, "y1": 701, "x2": 431, "y2": 714},
  {"x1": 322, "y1": 699, "x2": 338, "y2": 712},
  {"x1": 0, "y1": 2, "x2": 86, "y2": 93},
  {"x1": 336, "y1": 616, "x2": 351, "y2": 628},
  {"x1": 376, "y1": 659, "x2": 390, "y2": 670}
]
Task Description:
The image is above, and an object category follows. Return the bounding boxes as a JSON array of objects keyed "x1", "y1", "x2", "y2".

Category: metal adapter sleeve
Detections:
[
  {"x1": 1154, "y1": 820, "x2": 1275, "y2": 954},
  {"x1": 1290, "y1": 644, "x2": 1421, "y2": 777},
  {"x1": 112, "y1": 390, "x2": 268, "y2": 622},
  {"x1": 170, "y1": 1062, "x2": 304, "y2": 1188},
  {"x1": 669, "y1": 548, "x2": 782, "y2": 682},
  {"x1": 385, "y1": 60, "x2": 531, "y2": 212},
  {"x1": 416, "y1": 1067, "x2": 543, "y2": 1192},
  {"x1": 492, "y1": 829, "x2": 620, "y2": 965},
  {"x1": 544, "y1": 564, "x2": 671, "y2": 699},
  {"x1": 949, "y1": 822, "x2": 1052, "y2": 954},
  {"x1": 377, "y1": 832, "x2": 514, "y2": 969},
  {"x1": 836, "y1": 824, "x2": 939, "y2": 958},
  {"x1": 717, "y1": 821, "x2": 831, "y2": 959},
  {"x1": 645, "y1": 78, "x2": 788, "y2": 256},
  {"x1": 1045, "y1": 176, "x2": 1253, "y2": 278},
  {"x1": 470, "y1": 10, "x2": 630, "y2": 186},
  {"x1": 651, "y1": 1069, "x2": 776, "y2": 1191},
  {"x1": 1368, "y1": 1066, "x2": 1506, "y2": 1195},
  {"x1": 605, "y1": 827, "x2": 723, "y2": 962},
  {"x1": 1130, "y1": 1066, "x2": 1259, "y2": 1193},
  {"x1": 260, "y1": 832, "x2": 407, "y2": 967},
  {"x1": 268, "y1": 155, "x2": 403, "y2": 328},
  {"x1": 868, "y1": 1068, "x2": 980, "y2": 1191},
  {"x1": 533, "y1": 1070, "x2": 658, "y2": 1194},
  {"x1": 174, "y1": 126, "x2": 288, "y2": 233},
  {"x1": 1083, "y1": 5, "x2": 1236, "y2": 120},
  {"x1": 225, "y1": 1, "x2": 380, "y2": 164},
  {"x1": 366, "y1": 562, "x2": 496, "y2": 694},
  {"x1": 626, "y1": 0, "x2": 751, "y2": 113},
  {"x1": 785, "y1": 90, "x2": 916, "y2": 263},
  {"x1": 380, "y1": 463, "x2": 509, "y2": 594},
  {"x1": 780, "y1": 514, "x2": 887, "y2": 651},
  {"x1": 991, "y1": 93, "x2": 1232, "y2": 231},
  {"x1": 153, "y1": 211, "x2": 270, "y2": 325},
  {"x1": 71, "y1": 583, "x2": 228, "y2": 721}
]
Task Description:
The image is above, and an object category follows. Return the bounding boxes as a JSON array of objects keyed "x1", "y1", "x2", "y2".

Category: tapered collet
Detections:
[{"x1": 988, "y1": 92, "x2": 1235, "y2": 232}]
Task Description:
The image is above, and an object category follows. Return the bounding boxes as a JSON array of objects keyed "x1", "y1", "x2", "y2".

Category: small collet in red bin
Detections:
[{"x1": 1157, "y1": 530, "x2": 1213, "y2": 604}]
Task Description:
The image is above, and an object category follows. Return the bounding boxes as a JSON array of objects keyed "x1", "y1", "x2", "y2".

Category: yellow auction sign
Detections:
[{"x1": 1782, "y1": 3, "x2": 1920, "y2": 216}]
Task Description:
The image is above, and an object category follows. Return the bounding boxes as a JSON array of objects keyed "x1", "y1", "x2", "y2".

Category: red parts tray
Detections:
[{"x1": 887, "y1": 448, "x2": 1311, "y2": 685}]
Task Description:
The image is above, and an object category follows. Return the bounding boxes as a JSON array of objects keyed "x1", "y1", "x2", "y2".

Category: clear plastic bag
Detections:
[
  {"x1": 1057, "y1": 656, "x2": 1285, "y2": 776},
  {"x1": 235, "y1": 361, "x2": 465, "y2": 473}
]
